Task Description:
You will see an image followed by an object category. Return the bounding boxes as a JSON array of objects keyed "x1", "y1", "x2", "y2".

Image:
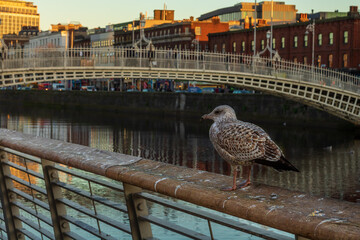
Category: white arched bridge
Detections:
[{"x1": 1, "y1": 48, "x2": 360, "y2": 125}]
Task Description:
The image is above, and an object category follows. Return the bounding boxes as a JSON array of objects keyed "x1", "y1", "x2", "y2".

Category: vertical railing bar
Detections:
[
  {"x1": 0, "y1": 151, "x2": 24, "y2": 240},
  {"x1": 88, "y1": 181, "x2": 101, "y2": 235},
  {"x1": 42, "y1": 159, "x2": 70, "y2": 240},
  {"x1": 24, "y1": 157, "x2": 44, "y2": 240},
  {"x1": 207, "y1": 220, "x2": 214, "y2": 240}
]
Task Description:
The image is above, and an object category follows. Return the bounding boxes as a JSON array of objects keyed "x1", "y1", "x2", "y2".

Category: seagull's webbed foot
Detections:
[
  {"x1": 221, "y1": 186, "x2": 237, "y2": 191},
  {"x1": 236, "y1": 179, "x2": 251, "y2": 189}
]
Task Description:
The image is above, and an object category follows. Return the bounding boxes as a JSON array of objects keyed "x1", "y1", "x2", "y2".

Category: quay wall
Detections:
[{"x1": 0, "y1": 90, "x2": 350, "y2": 127}]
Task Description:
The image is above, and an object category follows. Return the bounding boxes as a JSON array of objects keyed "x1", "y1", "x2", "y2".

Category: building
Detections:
[
  {"x1": 27, "y1": 22, "x2": 87, "y2": 49},
  {"x1": 2, "y1": 25, "x2": 38, "y2": 48},
  {"x1": 114, "y1": 17, "x2": 229, "y2": 51},
  {"x1": 208, "y1": 6, "x2": 360, "y2": 73},
  {"x1": 199, "y1": 1, "x2": 297, "y2": 25},
  {"x1": 90, "y1": 25, "x2": 114, "y2": 48},
  {"x1": 0, "y1": 0, "x2": 39, "y2": 39}
]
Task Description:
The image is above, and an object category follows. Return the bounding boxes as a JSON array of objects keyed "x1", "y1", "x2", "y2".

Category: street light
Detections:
[{"x1": 305, "y1": 20, "x2": 315, "y2": 68}]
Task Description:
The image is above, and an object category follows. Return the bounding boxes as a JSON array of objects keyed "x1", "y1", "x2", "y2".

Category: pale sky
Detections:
[{"x1": 31, "y1": 0, "x2": 360, "y2": 31}]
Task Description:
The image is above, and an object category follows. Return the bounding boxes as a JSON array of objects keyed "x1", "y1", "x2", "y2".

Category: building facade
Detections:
[
  {"x1": 0, "y1": 0, "x2": 39, "y2": 38},
  {"x1": 2, "y1": 25, "x2": 38, "y2": 48},
  {"x1": 199, "y1": 1, "x2": 297, "y2": 24},
  {"x1": 114, "y1": 17, "x2": 229, "y2": 51},
  {"x1": 27, "y1": 23, "x2": 87, "y2": 49},
  {"x1": 208, "y1": 7, "x2": 360, "y2": 73}
]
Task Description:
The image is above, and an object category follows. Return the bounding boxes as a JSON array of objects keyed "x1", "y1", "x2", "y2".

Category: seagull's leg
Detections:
[
  {"x1": 237, "y1": 165, "x2": 252, "y2": 188},
  {"x1": 221, "y1": 167, "x2": 238, "y2": 191}
]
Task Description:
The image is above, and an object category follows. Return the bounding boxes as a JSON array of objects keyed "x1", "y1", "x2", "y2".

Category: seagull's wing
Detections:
[
  {"x1": 243, "y1": 121, "x2": 283, "y2": 161},
  {"x1": 210, "y1": 122, "x2": 267, "y2": 162}
]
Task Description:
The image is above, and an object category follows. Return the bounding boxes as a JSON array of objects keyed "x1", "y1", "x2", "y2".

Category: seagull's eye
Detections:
[{"x1": 214, "y1": 110, "x2": 221, "y2": 114}]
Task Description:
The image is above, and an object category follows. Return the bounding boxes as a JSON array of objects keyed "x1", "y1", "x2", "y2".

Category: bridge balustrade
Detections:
[{"x1": 1, "y1": 48, "x2": 359, "y2": 93}]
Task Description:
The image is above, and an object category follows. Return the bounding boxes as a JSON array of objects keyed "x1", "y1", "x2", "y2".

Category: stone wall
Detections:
[{"x1": 0, "y1": 90, "x2": 350, "y2": 127}]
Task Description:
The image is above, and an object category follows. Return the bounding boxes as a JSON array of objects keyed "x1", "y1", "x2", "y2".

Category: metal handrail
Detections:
[{"x1": 0, "y1": 129, "x2": 359, "y2": 239}]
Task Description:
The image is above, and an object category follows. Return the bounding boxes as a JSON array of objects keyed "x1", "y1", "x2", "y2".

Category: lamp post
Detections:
[
  {"x1": 253, "y1": 0, "x2": 257, "y2": 56},
  {"x1": 305, "y1": 20, "x2": 315, "y2": 68},
  {"x1": 266, "y1": 30, "x2": 271, "y2": 51},
  {"x1": 270, "y1": 0, "x2": 273, "y2": 60}
]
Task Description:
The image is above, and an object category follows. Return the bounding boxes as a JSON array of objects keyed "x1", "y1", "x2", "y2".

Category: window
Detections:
[
  {"x1": 328, "y1": 54, "x2": 333, "y2": 68},
  {"x1": 344, "y1": 31, "x2": 348, "y2": 44},
  {"x1": 304, "y1": 35, "x2": 308, "y2": 47},
  {"x1": 232, "y1": 41, "x2": 236, "y2": 52},
  {"x1": 343, "y1": 53, "x2": 348, "y2": 67},
  {"x1": 261, "y1": 39, "x2": 265, "y2": 50},
  {"x1": 272, "y1": 38, "x2": 275, "y2": 49},
  {"x1": 241, "y1": 41, "x2": 245, "y2": 52},
  {"x1": 222, "y1": 43, "x2": 226, "y2": 53},
  {"x1": 293, "y1": 36, "x2": 298, "y2": 48},
  {"x1": 281, "y1": 37, "x2": 285, "y2": 48},
  {"x1": 317, "y1": 55, "x2": 321, "y2": 67},
  {"x1": 251, "y1": 40, "x2": 254, "y2": 52},
  {"x1": 214, "y1": 44, "x2": 217, "y2": 52},
  {"x1": 329, "y1": 32, "x2": 333, "y2": 45},
  {"x1": 318, "y1": 33, "x2": 322, "y2": 46},
  {"x1": 303, "y1": 56, "x2": 308, "y2": 65}
]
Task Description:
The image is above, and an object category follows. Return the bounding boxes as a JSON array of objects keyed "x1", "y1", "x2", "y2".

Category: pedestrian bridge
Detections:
[{"x1": 1, "y1": 48, "x2": 360, "y2": 124}]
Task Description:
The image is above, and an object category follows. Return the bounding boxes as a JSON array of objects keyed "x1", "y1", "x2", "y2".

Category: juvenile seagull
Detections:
[{"x1": 201, "y1": 105, "x2": 299, "y2": 191}]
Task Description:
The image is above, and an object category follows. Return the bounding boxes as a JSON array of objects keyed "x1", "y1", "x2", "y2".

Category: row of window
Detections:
[
  {"x1": 0, "y1": 6, "x2": 37, "y2": 15},
  {"x1": 222, "y1": 30, "x2": 350, "y2": 53},
  {"x1": 114, "y1": 27, "x2": 192, "y2": 43},
  {"x1": 293, "y1": 53, "x2": 349, "y2": 68},
  {"x1": 92, "y1": 40, "x2": 115, "y2": 48}
]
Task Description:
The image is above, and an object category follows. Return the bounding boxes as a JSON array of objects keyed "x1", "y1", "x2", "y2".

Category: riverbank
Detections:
[{"x1": 0, "y1": 90, "x2": 351, "y2": 128}]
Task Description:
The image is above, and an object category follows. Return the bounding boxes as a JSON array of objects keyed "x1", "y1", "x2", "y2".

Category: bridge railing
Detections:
[
  {"x1": 1, "y1": 47, "x2": 360, "y2": 93},
  {"x1": 1, "y1": 129, "x2": 360, "y2": 240},
  {"x1": 0, "y1": 129, "x2": 360, "y2": 239}
]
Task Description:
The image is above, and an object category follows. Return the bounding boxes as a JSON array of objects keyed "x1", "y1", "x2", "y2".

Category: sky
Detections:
[{"x1": 31, "y1": 0, "x2": 360, "y2": 31}]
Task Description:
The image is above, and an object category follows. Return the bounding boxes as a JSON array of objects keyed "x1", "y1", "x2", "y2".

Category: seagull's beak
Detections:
[{"x1": 200, "y1": 114, "x2": 210, "y2": 121}]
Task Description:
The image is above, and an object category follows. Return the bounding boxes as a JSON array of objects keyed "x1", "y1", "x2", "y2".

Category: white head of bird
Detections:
[{"x1": 201, "y1": 105, "x2": 237, "y2": 122}]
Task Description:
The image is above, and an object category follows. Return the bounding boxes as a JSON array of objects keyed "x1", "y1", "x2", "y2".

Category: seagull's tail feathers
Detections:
[{"x1": 255, "y1": 155, "x2": 299, "y2": 172}]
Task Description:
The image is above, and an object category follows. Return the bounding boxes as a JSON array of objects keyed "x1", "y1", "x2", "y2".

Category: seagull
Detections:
[{"x1": 201, "y1": 105, "x2": 299, "y2": 191}]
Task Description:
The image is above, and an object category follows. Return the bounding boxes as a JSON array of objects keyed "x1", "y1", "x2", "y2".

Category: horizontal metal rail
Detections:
[
  {"x1": 136, "y1": 192, "x2": 292, "y2": 240},
  {"x1": 0, "y1": 129, "x2": 359, "y2": 239}
]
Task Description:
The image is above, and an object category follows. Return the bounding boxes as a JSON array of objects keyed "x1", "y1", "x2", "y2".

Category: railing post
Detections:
[
  {"x1": 0, "y1": 151, "x2": 24, "y2": 240},
  {"x1": 41, "y1": 159, "x2": 70, "y2": 240},
  {"x1": 123, "y1": 183, "x2": 152, "y2": 240}
]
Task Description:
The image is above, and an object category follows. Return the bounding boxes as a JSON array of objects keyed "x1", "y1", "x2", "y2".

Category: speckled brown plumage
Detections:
[{"x1": 201, "y1": 105, "x2": 299, "y2": 191}]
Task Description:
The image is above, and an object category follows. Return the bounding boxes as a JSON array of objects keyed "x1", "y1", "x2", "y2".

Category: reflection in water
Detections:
[{"x1": 0, "y1": 107, "x2": 359, "y2": 203}]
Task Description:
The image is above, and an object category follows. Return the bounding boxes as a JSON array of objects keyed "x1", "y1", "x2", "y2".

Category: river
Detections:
[{"x1": 0, "y1": 103, "x2": 359, "y2": 204}]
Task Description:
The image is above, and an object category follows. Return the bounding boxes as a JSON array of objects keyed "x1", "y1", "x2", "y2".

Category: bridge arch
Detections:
[{"x1": 1, "y1": 48, "x2": 360, "y2": 124}]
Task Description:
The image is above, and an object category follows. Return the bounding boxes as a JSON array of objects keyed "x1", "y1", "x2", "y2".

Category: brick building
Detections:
[
  {"x1": 114, "y1": 17, "x2": 229, "y2": 51},
  {"x1": 208, "y1": 6, "x2": 360, "y2": 73}
]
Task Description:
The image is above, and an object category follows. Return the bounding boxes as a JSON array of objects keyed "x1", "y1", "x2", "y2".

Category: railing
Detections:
[
  {"x1": 0, "y1": 129, "x2": 360, "y2": 240},
  {"x1": 1, "y1": 47, "x2": 360, "y2": 94}
]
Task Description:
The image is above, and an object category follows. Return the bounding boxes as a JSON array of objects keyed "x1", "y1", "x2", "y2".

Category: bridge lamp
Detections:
[
  {"x1": 266, "y1": 30, "x2": 271, "y2": 52},
  {"x1": 305, "y1": 21, "x2": 315, "y2": 68}
]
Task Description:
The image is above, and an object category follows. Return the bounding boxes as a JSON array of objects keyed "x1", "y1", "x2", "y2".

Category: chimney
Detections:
[{"x1": 348, "y1": 6, "x2": 359, "y2": 17}]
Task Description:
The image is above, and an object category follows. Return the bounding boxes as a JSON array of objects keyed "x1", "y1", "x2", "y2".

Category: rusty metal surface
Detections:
[{"x1": 0, "y1": 128, "x2": 359, "y2": 239}]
